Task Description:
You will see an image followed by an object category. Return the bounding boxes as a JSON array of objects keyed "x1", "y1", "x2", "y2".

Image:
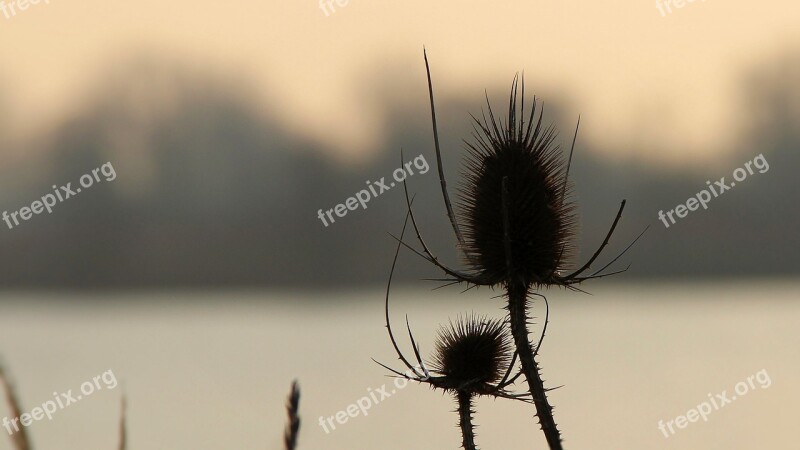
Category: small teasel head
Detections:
[
  {"x1": 430, "y1": 315, "x2": 517, "y2": 450},
  {"x1": 377, "y1": 205, "x2": 530, "y2": 403},
  {"x1": 431, "y1": 314, "x2": 513, "y2": 394},
  {"x1": 459, "y1": 77, "x2": 578, "y2": 288}
]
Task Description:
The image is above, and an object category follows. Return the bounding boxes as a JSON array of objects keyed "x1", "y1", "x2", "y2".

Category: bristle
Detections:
[
  {"x1": 433, "y1": 315, "x2": 512, "y2": 390},
  {"x1": 459, "y1": 78, "x2": 577, "y2": 287}
]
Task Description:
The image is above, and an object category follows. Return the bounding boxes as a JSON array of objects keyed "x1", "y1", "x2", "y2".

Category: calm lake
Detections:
[{"x1": 0, "y1": 281, "x2": 797, "y2": 449}]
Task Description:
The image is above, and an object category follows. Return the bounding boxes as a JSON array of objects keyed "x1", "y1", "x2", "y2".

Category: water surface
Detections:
[{"x1": 0, "y1": 282, "x2": 796, "y2": 449}]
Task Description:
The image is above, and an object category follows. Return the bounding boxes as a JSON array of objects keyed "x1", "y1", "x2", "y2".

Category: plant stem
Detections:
[
  {"x1": 0, "y1": 366, "x2": 31, "y2": 450},
  {"x1": 284, "y1": 381, "x2": 301, "y2": 450},
  {"x1": 456, "y1": 390, "x2": 478, "y2": 450},
  {"x1": 507, "y1": 281, "x2": 563, "y2": 450}
]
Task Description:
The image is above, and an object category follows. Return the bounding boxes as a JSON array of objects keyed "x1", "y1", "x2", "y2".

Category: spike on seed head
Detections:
[
  {"x1": 432, "y1": 315, "x2": 512, "y2": 391},
  {"x1": 459, "y1": 77, "x2": 578, "y2": 287}
]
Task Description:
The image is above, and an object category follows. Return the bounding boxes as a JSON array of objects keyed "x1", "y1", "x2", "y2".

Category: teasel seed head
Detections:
[
  {"x1": 459, "y1": 78, "x2": 577, "y2": 287},
  {"x1": 432, "y1": 314, "x2": 512, "y2": 393}
]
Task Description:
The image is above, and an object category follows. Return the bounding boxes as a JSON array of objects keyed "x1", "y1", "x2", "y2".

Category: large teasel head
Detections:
[
  {"x1": 458, "y1": 78, "x2": 578, "y2": 288},
  {"x1": 405, "y1": 51, "x2": 634, "y2": 292}
]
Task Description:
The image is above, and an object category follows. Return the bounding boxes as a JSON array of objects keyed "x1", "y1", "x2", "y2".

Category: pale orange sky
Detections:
[{"x1": 0, "y1": 0, "x2": 798, "y2": 166}]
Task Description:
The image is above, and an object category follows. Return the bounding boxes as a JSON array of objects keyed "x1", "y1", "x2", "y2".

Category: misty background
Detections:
[{"x1": 0, "y1": 49, "x2": 797, "y2": 288}]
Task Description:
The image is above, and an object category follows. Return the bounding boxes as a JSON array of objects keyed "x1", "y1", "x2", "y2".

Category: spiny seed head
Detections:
[
  {"x1": 432, "y1": 315, "x2": 512, "y2": 391},
  {"x1": 459, "y1": 77, "x2": 577, "y2": 287}
]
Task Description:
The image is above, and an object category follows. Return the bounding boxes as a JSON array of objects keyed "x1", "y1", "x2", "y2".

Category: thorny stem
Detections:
[
  {"x1": 507, "y1": 281, "x2": 563, "y2": 450},
  {"x1": 457, "y1": 390, "x2": 478, "y2": 450}
]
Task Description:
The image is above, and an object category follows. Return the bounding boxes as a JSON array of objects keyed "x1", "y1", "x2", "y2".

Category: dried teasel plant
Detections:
[
  {"x1": 391, "y1": 49, "x2": 646, "y2": 449},
  {"x1": 376, "y1": 214, "x2": 540, "y2": 450}
]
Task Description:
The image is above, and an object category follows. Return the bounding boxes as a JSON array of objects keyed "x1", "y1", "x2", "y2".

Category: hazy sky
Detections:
[{"x1": 0, "y1": 0, "x2": 798, "y2": 166}]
